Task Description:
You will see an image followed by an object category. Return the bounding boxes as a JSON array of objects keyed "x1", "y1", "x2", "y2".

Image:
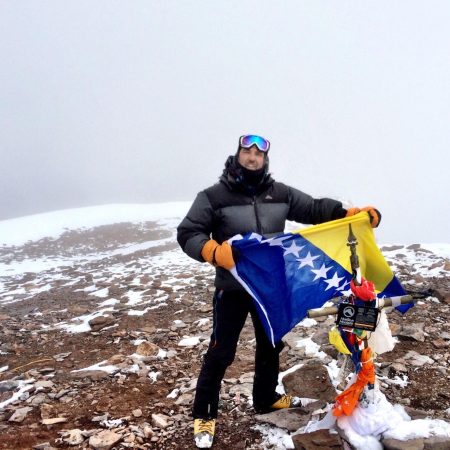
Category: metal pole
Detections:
[{"x1": 307, "y1": 295, "x2": 414, "y2": 318}]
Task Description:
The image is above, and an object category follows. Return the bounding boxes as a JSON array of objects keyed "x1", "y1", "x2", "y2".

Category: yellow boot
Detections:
[
  {"x1": 271, "y1": 394, "x2": 294, "y2": 409},
  {"x1": 194, "y1": 418, "x2": 216, "y2": 449}
]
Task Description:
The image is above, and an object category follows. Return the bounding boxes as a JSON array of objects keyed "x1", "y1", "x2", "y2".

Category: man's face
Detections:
[{"x1": 238, "y1": 145, "x2": 265, "y2": 171}]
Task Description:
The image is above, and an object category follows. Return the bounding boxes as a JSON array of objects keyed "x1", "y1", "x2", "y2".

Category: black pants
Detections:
[{"x1": 192, "y1": 289, "x2": 284, "y2": 419}]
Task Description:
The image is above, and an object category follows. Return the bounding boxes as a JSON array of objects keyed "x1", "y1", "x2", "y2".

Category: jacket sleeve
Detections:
[
  {"x1": 177, "y1": 191, "x2": 215, "y2": 262},
  {"x1": 287, "y1": 186, "x2": 347, "y2": 225}
]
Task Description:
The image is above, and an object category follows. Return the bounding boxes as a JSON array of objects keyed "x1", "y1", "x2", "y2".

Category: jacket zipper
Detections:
[{"x1": 253, "y1": 196, "x2": 262, "y2": 233}]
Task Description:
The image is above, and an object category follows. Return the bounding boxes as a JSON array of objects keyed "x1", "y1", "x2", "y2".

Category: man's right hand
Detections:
[{"x1": 201, "y1": 240, "x2": 237, "y2": 270}]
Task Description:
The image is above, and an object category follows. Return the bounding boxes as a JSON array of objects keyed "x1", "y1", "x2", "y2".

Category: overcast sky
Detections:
[{"x1": 1, "y1": 1, "x2": 449, "y2": 243}]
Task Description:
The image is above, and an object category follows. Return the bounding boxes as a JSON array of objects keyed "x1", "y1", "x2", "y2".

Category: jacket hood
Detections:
[{"x1": 220, "y1": 155, "x2": 274, "y2": 194}]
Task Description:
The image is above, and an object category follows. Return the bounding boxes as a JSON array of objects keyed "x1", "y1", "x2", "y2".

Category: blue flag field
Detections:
[{"x1": 229, "y1": 212, "x2": 408, "y2": 346}]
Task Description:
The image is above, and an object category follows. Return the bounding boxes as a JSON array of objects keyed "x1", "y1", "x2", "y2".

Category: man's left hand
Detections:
[{"x1": 346, "y1": 206, "x2": 381, "y2": 228}]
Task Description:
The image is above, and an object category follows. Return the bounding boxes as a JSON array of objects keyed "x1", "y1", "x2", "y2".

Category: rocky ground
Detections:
[{"x1": 0, "y1": 222, "x2": 449, "y2": 449}]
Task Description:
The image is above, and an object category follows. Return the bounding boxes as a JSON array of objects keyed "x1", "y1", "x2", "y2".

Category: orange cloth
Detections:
[
  {"x1": 333, "y1": 347, "x2": 375, "y2": 417},
  {"x1": 350, "y1": 277, "x2": 376, "y2": 301}
]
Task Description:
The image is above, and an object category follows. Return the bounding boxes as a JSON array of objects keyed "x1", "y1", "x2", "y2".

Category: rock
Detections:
[
  {"x1": 292, "y1": 429, "x2": 343, "y2": 449},
  {"x1": 282, "y1": 359, "x2": 336, "y2": 402},
  {"x1": 89, "y1": 430, "x2": 122, "y2": 450},
  {"x1": 151, "y1": 413, "x2": 171, "y2": 429},
  {"x1": 88, "y1": 315, "x2": 115, "y2": 332},
  {"x1": 70, "y1": 370, "x2": 110, "y2": 381},
  {"x1": 136, "y1": 341, "x2": 160, "y2": 357},
  {"x1": 8, "y1": 406, "x2": 33, "y2": 423},
  {"x1": 107, "y1": 354, "x2": 126, "y2": 364},
  {"x1": 0, "y1": 380, "x2": 20, "y2": 392},
  {"x1": 433, "y1": 288, "x2": 450, "y2": 304},
  {"x1": 255, "y1": 408, "x2": 311, "y2": 432},
  {"x1": 132, "y1": 408, "x2": 142, "y2": 417},
  {"x1": 404, "y1": 407, "x2": 432, "y2": 420},
  {"x1": 432, "y1": 339, "x2": 448, "y2": 349},
  {"x1": 42, "y1": 417, "x2": 68, "y2": 425},
  {"x1": 32, "y1": 443, "x2": 58, "y2": 450},
  {"x1": 62, "y1": 429, "x2": 85, "y2": 445},
  {"x1": 198, "y1": 303, "x2": 213, "y2": 313},
  {"x1": 53, "y1": 352, "x2": 71, "y2": 361},
  {"x1": 390, "y1": 362, "x2": 408, "y2": 373},
  {"x1": 35, "y1": 380, "x2": 55, "y2": 391},
  {"x1": 382, "y1": 437, "x2": 424, "y2": 450},
  {"x1": 174, "y1": 393, "x2": 193, "y2": 406},
  {"x1": 310, "y1": 328, "x2": 329, "y2": 346},
  {"x1": 143, "y1": 425, "x2": 153, "y2": 438},
  {"x1": 424, "y1": 435, "x2": 450, "y2": 449},
  {"x1": 228, "y1": 382, "x2": 253, "y2": 398},
  {"x1": 40, "y1": 403, "x2": 54, "y2": 420},
  {"x1": 28, "y1": 393, "x2": 48, "y2": 406},
  {"x1": 403, "y1": 351, "x2": 434, "y2": 367},
  {"x1": 179, "y1": 378, "x2": 197, "y2": 394},
  {"x1": 398, "y1": 323, "x2": 425, "y2": 342}
]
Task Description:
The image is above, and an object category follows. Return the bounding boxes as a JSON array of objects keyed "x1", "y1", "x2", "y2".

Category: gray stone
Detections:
[
  {"x1": 174, "y1": 393, "x2": 193, "y2": 406},
  {"x1": 35, "y1": 380, "x2": 54, "y2": 391},
  {"x1": 32, "y1": 443, "x2": 58, "y2": 450},
  {"x1": 70, "y1": 370, "x2": 110, "y2": 381},
  {"x1": 42, "y1": 417, "x2": 68, "y2": 425},
  {"x1": 88, "y1": 315, "x2": 115, "y2": 332},
  {"x1": 135, "y1": 341, "x2": 160, "y2": 357},
  {"x1": 398, "y1": 323, "x2": 425, "y2": 342},
  {"x1": 254, "y1": 408, "x2": 311, "y2": 431},
  {"x1": 62, "y1": 428, "x2": 85, "y2": 445},
  {"x1": 27, "y1": 393, "x2": 48, "y2": 406},
  {"x1": 292, "y1": 429, "x2": 343, "y2": 449},
  {"x1": 424, "y1": 435, "x2": 450, "y2": 449},
  {"x1": 228, "y1": 382, "x2": 253, "y2": 398},
  {"x1": 403, "y1": 351, "x2": 434, "y2": 367},
  {"x1": 8, "y1": 406, "x2": 33, "y2": 423},
  {"x1": 89, "y1": 430, "x2": 122, "y2": 450},
  {"x1": 0, "y1": 380, "x2": 20, "y2": 392},
  {"x1": 382, "y1": 437, "x2": 424, "y2": 450},
  {"x1": 282, "y1": 359, "x2": 336, "y2": 402},
  {"x1": 151, "y1": 413, "x2": 170, "y2": 429}
]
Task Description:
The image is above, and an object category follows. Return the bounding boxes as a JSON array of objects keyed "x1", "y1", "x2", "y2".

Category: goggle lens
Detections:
[{"x1": 239, "y1": 135, "x2": 270, "y2": 152}]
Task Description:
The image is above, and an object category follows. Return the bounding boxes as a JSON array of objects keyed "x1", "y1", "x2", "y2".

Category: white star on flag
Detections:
[
  {"x1": 311, "y1": 263, "x2": 332, "y2": 281},
  {"x1": 337, "y1": 279, "x2": 351, "y2": 291},
  {"x1": 263, "y1": 235, "x2": 291, "y2": 247},
  {"x1": 324, "y1": 272, "x2": 345, "y2": 291},
  {"x1": 283, "y1": 241, "x2": 304, "y2": 257},
  {"x1": 297, "y1": 251, "x2": 320, "y2": 269}
]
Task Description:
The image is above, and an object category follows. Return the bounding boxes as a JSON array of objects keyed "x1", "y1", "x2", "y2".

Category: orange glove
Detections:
[
  {"x1": 361, "y1": 206, "x2": 381, "y2": 228},
  {"x1": 346, "y1": 206, "x2": 381, "y2": 228},
  {"x1": 345, "y1": 207, "x2": 361, "y2": 217},
  {"x1": 201, "y1": 240, "x2": 236, "y2": 270}
]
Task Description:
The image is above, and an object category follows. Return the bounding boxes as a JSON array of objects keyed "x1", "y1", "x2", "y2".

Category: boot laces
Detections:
[
  {"x1": 195, "y1": 419, "x2": 215, "y2": 435},
  {"x1": 272, "y1": 394, "x2": 292, "y2": 408}
]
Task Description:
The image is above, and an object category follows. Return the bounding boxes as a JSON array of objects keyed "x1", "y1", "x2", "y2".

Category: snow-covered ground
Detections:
[{"x1": 1, "y1": 202, "x2": 449, "y2": 449}]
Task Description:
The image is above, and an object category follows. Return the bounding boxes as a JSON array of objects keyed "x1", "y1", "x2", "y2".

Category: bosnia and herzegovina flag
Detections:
[{"x1": 229, "y1": 212, "x2": 411, "y2": 346}]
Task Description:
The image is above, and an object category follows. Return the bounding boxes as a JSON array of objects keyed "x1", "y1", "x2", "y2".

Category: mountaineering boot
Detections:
[
  {"x1": 254, "y1": 394, "x2": 301, "y2": 414},
  {"x1": 271, "y1": 394, "x2": 297, "y2": 409},
  {"x1": 194, "y1": 418, "x2": 216, "y2": 449}
]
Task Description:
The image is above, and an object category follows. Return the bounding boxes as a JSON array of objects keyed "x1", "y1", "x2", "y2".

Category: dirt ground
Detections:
[{"x1": 1, "y1": 222, "x2": 449, "y2": 449}]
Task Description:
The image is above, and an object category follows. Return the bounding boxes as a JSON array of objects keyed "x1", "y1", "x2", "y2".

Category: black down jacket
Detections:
[{"x1": 177, "y1": 156, "x2": 346, "y2": 290}]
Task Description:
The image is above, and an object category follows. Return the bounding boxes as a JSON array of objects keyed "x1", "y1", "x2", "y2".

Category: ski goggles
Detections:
[{"x1": 239, "y1": 134, "x2": 270, "y2": 152}]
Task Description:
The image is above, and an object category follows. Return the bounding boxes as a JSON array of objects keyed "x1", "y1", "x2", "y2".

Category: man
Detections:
[{"x1": 177, "y1": 134, "x2": 380, "y2": 448}]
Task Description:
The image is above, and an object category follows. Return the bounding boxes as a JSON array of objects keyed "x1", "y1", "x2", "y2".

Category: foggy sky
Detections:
[{"x1": 1, "y1": 1, "x2": 449, "y2": 244}]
